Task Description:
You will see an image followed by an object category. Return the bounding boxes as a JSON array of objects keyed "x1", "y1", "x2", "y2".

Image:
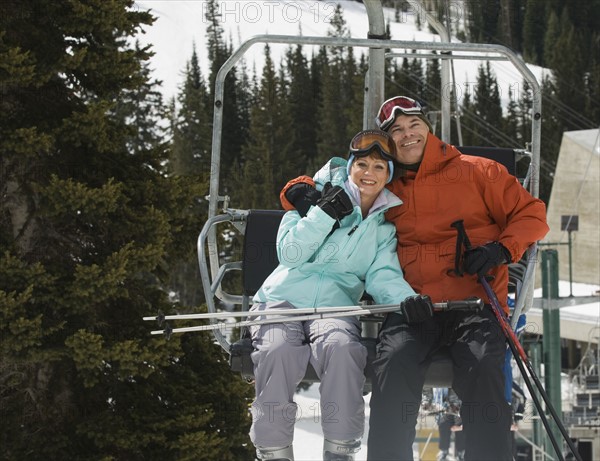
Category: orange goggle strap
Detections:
[{"x1": 279, "y1": 175, "x2": 316, "y2": 211}]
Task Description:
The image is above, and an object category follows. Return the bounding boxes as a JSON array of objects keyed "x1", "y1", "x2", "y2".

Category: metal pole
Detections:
[
  {"x1": 363, "y1": 0, "x2": 386, "y2": 129},
  {"x1": 530, "y1": 342, "x2": 544, "y2": 461},
  {"x1": 542, "y1": 249, "x2": 563, "y2": 459},
  {"x1": 568, "y1": 230, "x2": 573, "y2": 297}
]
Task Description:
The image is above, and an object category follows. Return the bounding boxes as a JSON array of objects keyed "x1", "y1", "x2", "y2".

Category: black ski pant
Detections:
[
  {"x1": 367, "y1": 307, "x2": 512, "y2": 461},
  {"x1": 438, "y1": 415, "x2": 465, "y2": 453}
]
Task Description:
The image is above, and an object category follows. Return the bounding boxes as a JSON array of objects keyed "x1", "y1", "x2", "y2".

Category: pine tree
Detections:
[
  {"x1": 316, "y1": 5, "x2": 353, "y2": 164},
  {"x1": 170, "y1": 48, "x2": 211, "y2": 176},
  {"x1": 472, "y1": 63, "x2": 504, "y2": 145},
  {"x1": 167, "y1": 48, "x2": 213, "y2": 307},
  {"x1": 542, "y1": 11, "x2": 561, "y2": 69},
  {"x1": 0, "y1": 1, "x2": 253, "y2": 458},
  {"x1": 517, "y1": 80, "x2": 533, "y2": 148},
  {"x1": 424, "y1": 52, "x2": 442, "y2": 112},
  {"x1": 550, "y1": 13, "x2": 587, "y2": 130},
  {"x1": 459, "y1": 89, "x2": 478, "y2": 146},
  {"x1": 238, "y1": 45, "x2": 294, "y2": 209},
  {"x1": 539, "y1": 76, "x2": 564, "y2": 204},
  {"x1": 499, "y1": 0, "x2": 519, "y2": 50},
  {"x1": 285, "y1": 44, "x2": 318, "y2": 169},
  {"x1": 386, "y1": 57, "x2": 411, "y2": 100},
  {"x1": 522, "y1": 0, "x2": 547, "y2": 64},
  {"x1": 408, "y1": 55, "x2": 425, "y2": 101},
  {"x1": 585, "y1": 32, "x2": 600, "y2": 123},
  {"x1": 503, "y1": 87, "x2": 521, "y2": 146},
  {"x1": 342, "y1": 47, "x2": 364, "y2": 140}
]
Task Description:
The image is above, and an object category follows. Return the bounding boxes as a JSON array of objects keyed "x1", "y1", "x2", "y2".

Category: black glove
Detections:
[
  {"x1": 400, "y1": 294, "x2": 434, "y2": 324},
  {"x1": 463, "y1": 242, "x2": 511, "y2": 278},
  {"x1": 316, "y1": 182, "x2": 354, "y2": 222},
  {"x1": 285, "y1": 183, "x2": 322, "y2": 217}
]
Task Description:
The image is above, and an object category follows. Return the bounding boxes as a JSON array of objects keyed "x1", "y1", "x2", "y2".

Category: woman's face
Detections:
[{"x1": 350, "y1": 154, "x2": 389, "y2": 200}]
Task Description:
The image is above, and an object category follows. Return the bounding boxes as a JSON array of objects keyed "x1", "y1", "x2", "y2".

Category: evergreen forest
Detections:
[{"x1": 1, "y1": 0, "x2": 599, "y2": 459}]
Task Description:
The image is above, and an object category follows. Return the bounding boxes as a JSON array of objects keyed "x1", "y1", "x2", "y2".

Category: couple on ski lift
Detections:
[{"x1": 248, "y1": 95, "x2": 549, "y2": 461}]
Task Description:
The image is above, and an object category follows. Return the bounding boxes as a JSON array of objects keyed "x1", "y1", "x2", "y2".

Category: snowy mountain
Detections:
[{"x1": 134, "y1": 0, "x2": 546, "y2": 105}]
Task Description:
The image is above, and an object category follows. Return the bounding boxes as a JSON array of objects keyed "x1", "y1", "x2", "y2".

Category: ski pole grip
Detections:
[
  {"x1": 435, "y1": 298, "x2": 484, "y2": 311},
  {"x1": 451, "y1": 219, "x2": 472, "y2": 250}
]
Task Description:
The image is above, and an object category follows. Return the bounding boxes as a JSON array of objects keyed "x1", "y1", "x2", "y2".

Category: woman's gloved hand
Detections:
[
  {"x1": 316, "y1": 182, "x2": 354, "y2": 222},
  {"x1": 285, "y1": 183, "x2": 321, "y2": 217},
  {"x1": 400, "y1": 294, "x2": 434, "y2": 324}
]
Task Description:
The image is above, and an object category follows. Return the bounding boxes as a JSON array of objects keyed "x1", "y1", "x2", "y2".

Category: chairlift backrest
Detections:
[
  {"x1": 242, "y1": 210, "x2": 285, "y2": 297},
  {"x1": 458, "y1": 146, "x2": 517, "y2": 177}
]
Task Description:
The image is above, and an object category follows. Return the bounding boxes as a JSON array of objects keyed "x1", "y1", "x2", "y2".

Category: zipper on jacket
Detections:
[
  {"x1": 347, "y1": 225, "x2": 358, "y2": 235},
  {"x1": 311, "y1": 271, "x2": 325, "y2": 308}
]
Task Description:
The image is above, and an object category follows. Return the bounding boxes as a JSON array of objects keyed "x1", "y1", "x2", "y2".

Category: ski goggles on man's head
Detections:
[
  {"x1": 347, "y1": 130, "x2": 396, "y2": 183},
  {"x1": 376, "y1": 96, "x2": 426, "y2": 131}
]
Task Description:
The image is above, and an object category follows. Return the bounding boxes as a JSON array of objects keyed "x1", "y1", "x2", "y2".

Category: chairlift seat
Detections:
[{"x1": 230, "y1": 210, "x2": 463, "y2": 390}]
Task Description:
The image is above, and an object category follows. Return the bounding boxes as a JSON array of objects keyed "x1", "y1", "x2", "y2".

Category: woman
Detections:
[{"x1": 250, "y1": 130, "x2": 420, "y2": 461}]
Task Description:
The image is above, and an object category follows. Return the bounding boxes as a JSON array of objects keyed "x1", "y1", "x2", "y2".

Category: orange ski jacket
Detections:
[{"x1": 384, "y1": 133, "x2": 549, "y2": 312}]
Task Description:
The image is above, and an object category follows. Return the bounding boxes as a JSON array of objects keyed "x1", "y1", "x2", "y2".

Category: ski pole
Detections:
[
  {"x1": 144, "y1": 305, "x2": 381, "y2": 323},
  {"x1": 451, "y1": 220, "x2": 582, "y2": 461},
  {"x1": 144, "y1": 298, "x2": 484, "y2": 323},
  {"x1": 149, "y1": 298, "x2": 484, "y2": 336}
]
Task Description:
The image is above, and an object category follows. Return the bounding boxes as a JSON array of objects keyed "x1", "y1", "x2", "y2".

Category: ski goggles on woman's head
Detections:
[
  {"x1": 347, "y1": 130, "x2": 396, "y2": 183},
  {"x1": 349, "y1": 129, "x2": 396, "y2": 160},
  {"x1": 376, "y1": 96, "x2": 425, "y2": 131}
]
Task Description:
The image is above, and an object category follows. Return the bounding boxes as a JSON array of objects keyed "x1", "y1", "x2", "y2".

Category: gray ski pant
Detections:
[{"x1": 249, "y1": 301, "x2": 368, "y2": 448}]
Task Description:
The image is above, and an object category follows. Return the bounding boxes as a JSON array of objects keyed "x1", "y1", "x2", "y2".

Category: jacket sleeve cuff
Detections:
[{"x1": 279, "y1": 175, "x2": 315, "y2": 211}]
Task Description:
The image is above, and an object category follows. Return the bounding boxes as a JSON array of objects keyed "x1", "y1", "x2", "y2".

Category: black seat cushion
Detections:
[{"x1": 242, "y1": 210, "x2": 285, "y2": 296}]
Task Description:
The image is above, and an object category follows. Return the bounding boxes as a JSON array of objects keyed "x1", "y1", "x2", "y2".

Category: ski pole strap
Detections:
[{"x1": 451, "y1": 219, "x2": 529, "y2": 362}]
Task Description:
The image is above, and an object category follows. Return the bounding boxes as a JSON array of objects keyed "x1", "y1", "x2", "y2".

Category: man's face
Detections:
[{"x1": 387, "y1": 115, "x2": 430, "y2": 164}]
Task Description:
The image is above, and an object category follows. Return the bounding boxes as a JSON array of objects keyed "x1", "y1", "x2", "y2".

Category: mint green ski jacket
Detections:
[{"x1": 253, "y1": 157, "x2": 416, "y2": 309}]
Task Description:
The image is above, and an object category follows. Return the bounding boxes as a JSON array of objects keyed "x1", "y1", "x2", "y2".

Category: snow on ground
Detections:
[{"x1": 294, "y1": 385, "x2": 369, "y2": 460}]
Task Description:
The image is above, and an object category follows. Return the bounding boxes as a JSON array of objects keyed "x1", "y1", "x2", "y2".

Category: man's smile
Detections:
[{"x1": 401, "y1": 139, "x2": 420, "y2": 147}]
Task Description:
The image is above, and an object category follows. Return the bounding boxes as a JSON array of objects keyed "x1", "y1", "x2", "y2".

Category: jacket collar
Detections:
[
  {"x1": 314, "y1": 157, "x2": 403, "y2": 215},
  {"x1": 345, "y1": 177, "x2": 402, "y2": 216},
  {"x1": 418, "y1": 133, "x2": 460, "y2": 177}
]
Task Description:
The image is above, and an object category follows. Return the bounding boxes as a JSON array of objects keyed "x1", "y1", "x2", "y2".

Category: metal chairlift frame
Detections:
[{"x1": 198, "y1": 0, "x2": 542, "y2": 354}]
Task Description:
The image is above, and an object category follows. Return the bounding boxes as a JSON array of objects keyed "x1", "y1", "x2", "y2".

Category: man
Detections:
[
  {"x1": 281, "y1": 96, "x2": 549, "y2": 460},
  {"x1": 433, "y1": 388, "x2": 465, "y2": 461}
]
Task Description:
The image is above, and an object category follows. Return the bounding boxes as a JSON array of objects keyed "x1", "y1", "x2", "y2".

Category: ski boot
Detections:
[
  {"x1": 255, "y1": 445, "x2": 294, "y2": 461},
  {"x1": 323, "y1": 439, "x2": 361, "y2": 461},
  {"x1": 436, "y1": 450, "x2": 449, "y2": 461}
]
